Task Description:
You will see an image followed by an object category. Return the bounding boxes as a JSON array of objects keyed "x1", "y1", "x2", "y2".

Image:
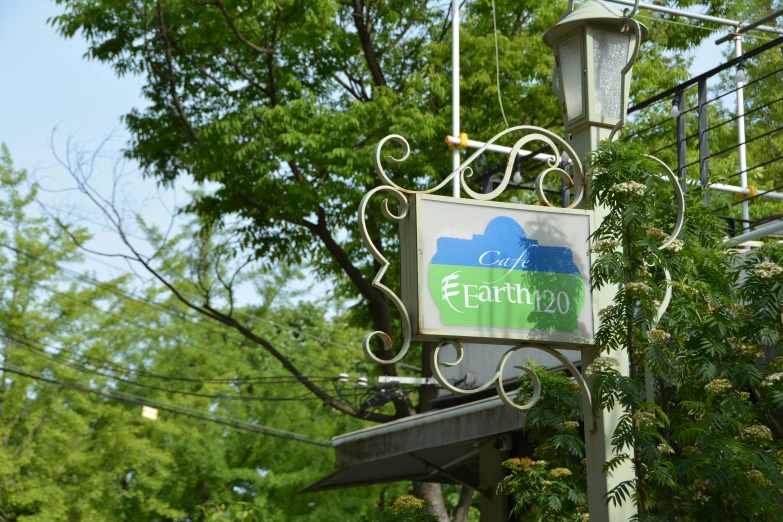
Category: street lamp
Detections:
[{"x1": 543, "y1": 0, "x2": 648, "y2": 160}]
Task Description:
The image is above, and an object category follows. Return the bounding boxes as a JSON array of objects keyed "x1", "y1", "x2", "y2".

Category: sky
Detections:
[{"x1": 0, "y1": 0, "x2": 756, "y2": 300}]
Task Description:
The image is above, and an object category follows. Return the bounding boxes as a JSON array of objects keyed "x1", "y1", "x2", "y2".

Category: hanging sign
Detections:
[{"x1": 400, "y1": 194, "x2": 595, "y2": 348}]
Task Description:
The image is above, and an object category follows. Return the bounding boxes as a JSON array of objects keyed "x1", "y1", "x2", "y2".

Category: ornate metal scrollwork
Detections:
[
  {"x1": 359, "y1": 126, "x2": 587, "y2": 367},
  {"x1": 371, "y1": 126, "x2": 586, "y2": 208},
  {"x1": 357, "y1": 123, "x2": 684, "y2": 417},
  {"x1": 430, "y1": 340, "x2": 596, "y2": 431}
]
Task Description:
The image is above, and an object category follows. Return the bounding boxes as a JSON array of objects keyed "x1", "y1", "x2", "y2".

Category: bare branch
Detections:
[
  {"x1": 156, "y1": 0, "x2": 200, "y2": 142},
  {"x1": 210, "y1": 0, "x2": 274, "y2": 55}
]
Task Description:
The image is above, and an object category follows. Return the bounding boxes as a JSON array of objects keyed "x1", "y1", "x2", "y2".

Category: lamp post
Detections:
[
  {"x1": 544, "y1": 2, "x2": 647, "y2": 521},
  {"x1": 544, "y1": 0, "x2": 648, "y2": 165}
]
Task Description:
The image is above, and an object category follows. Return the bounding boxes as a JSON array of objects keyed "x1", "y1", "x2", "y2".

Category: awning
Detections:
[{"x1": 301, "y1": 395, "x2": 527, "y2": 493}]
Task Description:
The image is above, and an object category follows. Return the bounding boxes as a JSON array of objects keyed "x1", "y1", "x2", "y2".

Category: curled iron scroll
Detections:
[
  {"x1": 358, "y1": 186, "x2": 412, "y2": 365},
  {"x1": 647, "y1": 154, "x2": 685, "y2": 322},
  {"x1": 431, "y1": 341, "x2": 595, "y2": 431},
  {"x1": 372, "y1": 126, "x2": 586, "y2": 208}
]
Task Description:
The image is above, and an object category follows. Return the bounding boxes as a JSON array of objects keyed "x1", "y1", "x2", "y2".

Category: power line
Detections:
[
  {"x1": 0, "y1": 363, "x2": 331, "y2": 447},
  {"x1": 0, "y1": 243, "x2": 354, "y2": 375},
  {"x1": 4, "y1": 328, "x2": 336, "y2": 403}
]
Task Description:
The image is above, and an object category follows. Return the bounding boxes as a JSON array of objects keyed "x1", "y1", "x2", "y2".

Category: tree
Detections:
[
  {"x1": 47, "y1": 0, "x2": 745, "y2": 517},
  {"x1": 0, "y1": 144, "x2": 412, "y2": 520},
  {"x1": 499, "y1": 141, "x2": 783, "y2": 520}
]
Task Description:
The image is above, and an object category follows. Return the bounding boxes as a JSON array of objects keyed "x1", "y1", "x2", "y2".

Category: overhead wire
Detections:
[
  {"x1": 0, "y1": 242, "x2": 356, "y2": 376},
  {"x1": 3, "y1": 328, "x2": 337, "y2": 399},
  {"x1": 0, "y1": 363, "x2": 331, "y2": 447}
]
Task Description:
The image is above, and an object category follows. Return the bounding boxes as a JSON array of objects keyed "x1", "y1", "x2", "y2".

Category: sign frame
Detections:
[{"x1": 400, "y1": 193, "x2": 598, "y2": 350}]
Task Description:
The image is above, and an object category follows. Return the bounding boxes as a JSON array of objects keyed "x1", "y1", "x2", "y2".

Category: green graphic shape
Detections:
[{"x1": 428, "y1": 264, "x2": 585, "y2": 332}]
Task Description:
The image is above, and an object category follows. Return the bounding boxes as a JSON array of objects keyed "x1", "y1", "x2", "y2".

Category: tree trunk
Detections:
[
  {"x1": 412, "y1": 342, "x2": 452, "y2": 521},
  {"x1": 453, "y1": 486, "x2": 475, "y2": 522},
  {"x1": 413, "y1": 482, "x2": 451, "y2": 522}
]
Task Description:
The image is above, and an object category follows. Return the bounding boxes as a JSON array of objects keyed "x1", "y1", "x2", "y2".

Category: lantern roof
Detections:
[{"x1": 543, "y1": 0, "x2": 649, "y2": 48}]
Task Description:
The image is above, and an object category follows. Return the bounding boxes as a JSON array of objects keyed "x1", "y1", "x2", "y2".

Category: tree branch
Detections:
[
  {"x1": 156, "y1": 0, "x2": 200, "y2": 142},
  {"x1": 351, "y1": 0, "x2": 387, "y2": 87},
  {"x1": 211, "y1": 0, "x2": 274, "y2": 55}
]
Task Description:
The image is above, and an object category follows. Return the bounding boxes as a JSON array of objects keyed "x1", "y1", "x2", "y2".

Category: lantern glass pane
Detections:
[
  {"x1": 559, "y1": 34, "x2": 584, "y2": 121},
  {"x1": 593, "y1": 30, "x2": 630, "y2": 119}
]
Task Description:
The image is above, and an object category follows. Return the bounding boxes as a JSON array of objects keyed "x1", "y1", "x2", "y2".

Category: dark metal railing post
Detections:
[
  {"x1": 698, "y1": 78, "x2": 710, "y2": 198},
  {"x1": 561, "y1": 153, "x2": 571, "y2": 208},
  {"x1": 677, "y1": 88, "x2": 687, "y2": 192}
]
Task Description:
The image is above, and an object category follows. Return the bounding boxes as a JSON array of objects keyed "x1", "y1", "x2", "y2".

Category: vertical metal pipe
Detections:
[
  {"x1": 735, "y1": 35, "x2": 750, "y2": 231},
  {"x1": 452, "y1": 0, "x2": 461, "y2": 198},
  {"x1": 698, "y1": 78, "x2": 710, "y2": 196},
  {"x1": 677, "y1": 89, "x2": 687, "y2": 192}
]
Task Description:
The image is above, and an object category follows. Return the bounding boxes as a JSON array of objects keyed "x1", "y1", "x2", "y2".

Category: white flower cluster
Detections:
[
  {"x1": 646, "y1": 227, "x2": 669, "y2": 241},
  {"x1": 626, "y1": 282, "x2": 652, "y2": 296},
  {"x1": 746, "y1": 470, "x2": 769, "y2": 485},
  {"x1": 648, "y1": 329, "x2": 671, "y2": 344},
  {"x1": 611, "y1": 181, "x2": 646, "y2": 198},
  {"x1": 561, "y1": 421, "x2": 580, "y2": 430},
  {"x1": 590, "y1": 239, "x2": 619, "y2": 255},
  {"x1": 657, "y1": 443, "x2": 674, "y2": 455},
  {"x1": 755, "y1": 262, "x2": 783, "y2": 279},
  {"x1": 681, "y1": 445, "x2": 700, "y2": 457},
  {"x1": 664, "y1": 239, "x2": 685, "y2": 253},
  {"x1": 598, "y1": 305, "x2": 615, "y2": 321},
  {"x1": 584, "y1": 356, "x2": 619, "y2": 377},
  {"x1": 549, "y1": 468, "x2": 573, "y2": 479},
  {"x1": 576, "y1": 514, "x2": 589, "y2": 522},
  {"x1": 742, "y1": 425, "x2": 773, "y2": 441},
  {"x1": 635, "y1": 411, "x2": 656, "y2": 428},
  {"x1": 692, "y1": 479, "x2": 711, "y2": 504},
  {"x1": 762, "y1": 372, "x2": 783, "y2": 387},
  {"x1": 704, "y1": 378, "x2": 732, "y2": 394},
  {"x1": 737, "y1": 342, "x2": 763, "y2": 358}
]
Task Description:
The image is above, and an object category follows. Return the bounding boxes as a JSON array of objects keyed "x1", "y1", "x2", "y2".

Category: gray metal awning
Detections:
[{"x1": 301, "y1": 395, "x2": 527, "y2": 493}]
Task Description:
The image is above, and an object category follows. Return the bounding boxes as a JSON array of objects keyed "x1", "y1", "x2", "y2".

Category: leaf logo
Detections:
[{"x1": 441, "y1": 271, "x2": 462, "y2": 313}]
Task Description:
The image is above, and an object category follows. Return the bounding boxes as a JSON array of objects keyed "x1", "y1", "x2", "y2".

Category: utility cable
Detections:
[
  {"x1": 0, "y1": 363, "x2": 331, "y2": 447},
  {"x1": 2, "y1": 328, "x2": 333, "y2": 402},
  {"x1": 0, "y1": 243, "x2": 350, "y2": 375}
]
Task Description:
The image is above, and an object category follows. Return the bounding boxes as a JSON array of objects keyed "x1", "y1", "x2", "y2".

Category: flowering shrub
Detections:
[
  {"x1": 501, "y1": 142, "x2": 783, "y2": 520},
  {"x1": 381, "y1": 496, "x2": 438, "y2": 522}
]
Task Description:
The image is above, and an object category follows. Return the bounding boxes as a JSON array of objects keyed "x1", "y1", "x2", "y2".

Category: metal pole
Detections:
[
  {"x1": 452, "y1": 0, "x2": 461, "y2": 198},
  {"x1": 735, "y1": 35, "x2": 750, "y2": 232},
  {"x1": 677, "y1": 89, "x2": 687, "y2": 192},
  {"x1": 698, "y1": 79, "x2": 709, "y2": 194},
  {"x1": 716, "y1": 8, "x2": 783, "y2": 44},
  {"x1": 726, "y1": 219, "x2": 783, "y2": 245},
  {"x1": 608, "y1": 0, "x2": 783, "y2": 34}
]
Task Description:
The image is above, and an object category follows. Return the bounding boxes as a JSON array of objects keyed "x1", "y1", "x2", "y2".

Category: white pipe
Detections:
[
  {"x1": 451, "y1": 0, "x2": 460, "y2": 198},
  {"x1": 608, "y1": 0, "x2": 783, "y2": 34},
  {"x1": 445, "y1": 135, "x2": 783, "y2": 201},
  {"x1": 734, "y1": 36, "x2": 750, "y2": 232},
  {"x1": 445, "y1": 135, "x2": 556, "y2": 162},
  {"x1": 726, "y1": 220, "x2": 783, "y2": 245}
]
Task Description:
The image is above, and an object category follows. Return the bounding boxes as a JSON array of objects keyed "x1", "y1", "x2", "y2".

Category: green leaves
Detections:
[{"x1": 584, "y1": 140, "x2": 783, "y2": 519}]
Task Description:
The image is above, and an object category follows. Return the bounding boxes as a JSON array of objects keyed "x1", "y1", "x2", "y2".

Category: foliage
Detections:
[
  {"x1": 499, "y1": 363, "x2": 587, "y2": 521},
  {"x1": 0, "y1": 144, "x2": 399, "y2": 520},
  {"x1": 380, "y1": 496, "x2": 439, "y2": 522},
  {"x1": 504, "y1": 141, "x2": 783, "y2": 520}
]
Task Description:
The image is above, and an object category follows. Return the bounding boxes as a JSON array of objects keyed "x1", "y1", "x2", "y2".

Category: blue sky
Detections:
[{"x1": 0, "y1": 0, "x2": 742, "y2": 293}]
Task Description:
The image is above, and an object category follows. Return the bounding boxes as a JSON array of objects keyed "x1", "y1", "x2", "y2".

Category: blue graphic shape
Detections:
[{"x1": 431, "y1": 216, "x2": 581, "y2": 275}]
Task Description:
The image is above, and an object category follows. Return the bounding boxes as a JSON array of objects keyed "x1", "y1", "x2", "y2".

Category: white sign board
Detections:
[{"x1": 400, "y1": 194, "x2": 595, "y2": 349}]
